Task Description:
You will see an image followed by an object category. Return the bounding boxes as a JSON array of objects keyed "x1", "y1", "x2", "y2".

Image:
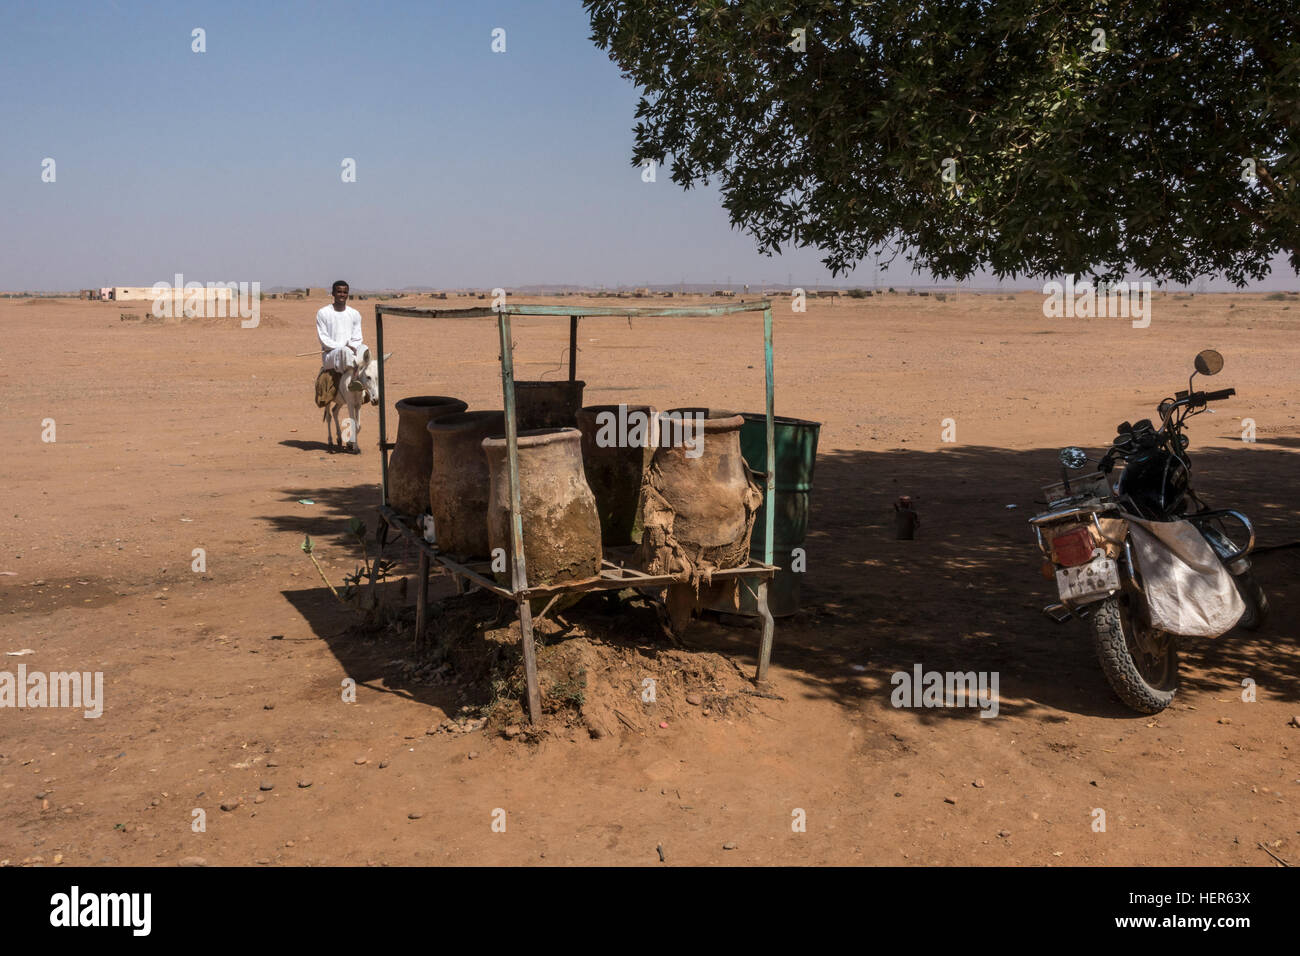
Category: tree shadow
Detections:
[
  {"x1": 260, "y1": 443, "x2": 1299, "y2": 724},
  {"x1": 771, "y1": 443, "x2": 1300, "y2": 722}
]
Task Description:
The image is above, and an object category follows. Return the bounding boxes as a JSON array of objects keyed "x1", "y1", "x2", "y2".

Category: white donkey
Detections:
[{"x1": 322, "y1": 347, "x2": 391, "y2": 453}]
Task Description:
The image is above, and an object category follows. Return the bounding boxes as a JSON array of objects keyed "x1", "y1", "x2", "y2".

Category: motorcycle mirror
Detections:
[
  {"x1": 1059, "y1": 446, "x2": 1089, "y2": 470},
  {"x1": 1194, "y1": 349, "x2": 1224, "y2": 376}
]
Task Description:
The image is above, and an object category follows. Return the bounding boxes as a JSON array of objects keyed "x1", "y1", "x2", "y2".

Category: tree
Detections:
[{"x1": 585, "y1": 1, "x2": 1300, "y2": 285}]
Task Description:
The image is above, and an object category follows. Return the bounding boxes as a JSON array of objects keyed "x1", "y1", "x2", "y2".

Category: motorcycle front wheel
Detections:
[{"x1": 1090, "y1": 594, "x2": 1179, "y2": 713}]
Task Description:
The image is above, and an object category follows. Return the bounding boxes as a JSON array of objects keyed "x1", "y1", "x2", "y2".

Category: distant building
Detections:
[{"x1": 110, "y1": 285, "x2": 234, "y2": 312}]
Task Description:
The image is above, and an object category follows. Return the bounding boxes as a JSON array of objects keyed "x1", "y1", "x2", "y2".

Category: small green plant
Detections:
[
  {"x1": 302, "y1": 517, "x2": 398, "y2": 626},
  {"x1": 549, "y1": 668, "x2": 587, "y2": 709}
]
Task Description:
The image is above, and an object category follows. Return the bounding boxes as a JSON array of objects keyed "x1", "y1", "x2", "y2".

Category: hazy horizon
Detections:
[{"x1": 4, "y1": 0, "x2": 1296, "y2": 293}]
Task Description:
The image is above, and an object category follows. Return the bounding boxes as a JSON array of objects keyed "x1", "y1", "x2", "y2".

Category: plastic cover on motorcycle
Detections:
[{"x1": 1125, "y1": 516, "x2": 1245, "y2": 637}]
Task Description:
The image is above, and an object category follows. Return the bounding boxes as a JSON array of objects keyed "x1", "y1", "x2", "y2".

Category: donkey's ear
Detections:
[
  {"x1": 359, "y1": 347, "x2": 372, "y2": 365},
  {"x1": 382, "y1": 352, "x2": 393, "y2": 363}
]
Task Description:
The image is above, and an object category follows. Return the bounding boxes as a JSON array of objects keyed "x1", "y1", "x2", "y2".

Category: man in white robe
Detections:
[{"x1": 317, "y1": 280, "x2": 367, "y2": 372}]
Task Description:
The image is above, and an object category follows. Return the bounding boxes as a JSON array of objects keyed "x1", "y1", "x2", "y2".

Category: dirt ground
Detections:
[{"x1": 2, "y1": 290, "x2": 1297, "y2": 867}]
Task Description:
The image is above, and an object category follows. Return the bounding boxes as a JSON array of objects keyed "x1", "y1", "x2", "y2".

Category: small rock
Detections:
[
  {"x1": 1289, "y1": 715, "x2": 1300, "y2": 728},
  {"x1": 588, "y1": 726, "x2": 605, "y2": 740},
  {"x1": 219, "y1": 800, "x2": 240, "y2": 811},
  {"x1": 894, "y1": 792, "x2": 902, "y2": 797},
  {"x1": 701, "y1": 709, "x2": 710, "y2": 716},
  {"x1": 998, "y1": 830, "x2": 1011, "y2": 838},
  {"x1": 265, "y1": 760, "x2": 279, "y2": 768},
  {"x1": 297, "y1": 780, "x2": 312, "y2": 789},
  {"x1": 722, "y1": 842, "x2": 737, "y2": 850},
  {"x1": 504, "y1": 725, "x2": 522, "y2": 739},
  {"x1": 379, "y1": 760, "x2": 390, "y2": 769},
  {"x1": 686, "y1": 693, "x2": 703, "y2": 706},
  {"x1": 1090, "y1": 780, "x2": 1100, "y2": 788},
  {"x1": 973, "y1": 779, "x2": 985, "y2": 789},
  {"x1": 259, "y1": 781, "x2": 273, "y2": 791},
  {"x1": 149, "y1": 798, "x2": 159, "y2": 807},
  {"x1": 354, "y1": 757, "x2": 368, "y2": 765},
  {"x1": 408, "y1": 811, "x2": 423, "y2": 820},
  {"x1": 1218, "y1": 717, "x2": 1231, "y2": 725},
  {"x1": 659, "y1": 721, "x2": 669, "y2": 729},
  {"x1": 254, "y1": 795, "x2": 266, "y2": 804},
  {"x1": 426, "y1": 727, "x2": 439, "y2": 736},
  {"x1": 263, "y1": 703, "x2": 275, "y2": 710},
  {"x1": 41, "y1": 799, "x2": 49, "y2": 811},
  {"x1": 944, "y1": 796, "x2": 957, "y2": 805},
  {"x1": 52, "y1": 853, "x2": 63, "y2": 865},
  {"x1": 178, "y1": 856, "x2": 208, "y2": 867}
]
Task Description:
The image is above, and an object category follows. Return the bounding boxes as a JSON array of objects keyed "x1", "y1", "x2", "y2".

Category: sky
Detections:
[{"x1": 2, "y1": 0, "x2": 1295, "y2": 292}]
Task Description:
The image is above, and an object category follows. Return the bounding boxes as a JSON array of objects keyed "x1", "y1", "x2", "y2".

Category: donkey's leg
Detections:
[{"x1": 343, "y1": 395, "x2": 360, "y2": 453}]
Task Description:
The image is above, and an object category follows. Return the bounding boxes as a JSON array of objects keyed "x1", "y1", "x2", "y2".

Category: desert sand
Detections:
[{"x1": 1, "y1": 290, "x2": 1297, "y2": 866}]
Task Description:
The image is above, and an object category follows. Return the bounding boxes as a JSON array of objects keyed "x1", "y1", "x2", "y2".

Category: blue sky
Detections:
[{"x1": 1, "y1": 0, "x2": 1293, "y2": 291}]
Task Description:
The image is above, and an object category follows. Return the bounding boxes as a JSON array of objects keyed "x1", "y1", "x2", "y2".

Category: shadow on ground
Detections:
[{"x1": 263, "y1": 442, "x2": 1300, "y2": 724}]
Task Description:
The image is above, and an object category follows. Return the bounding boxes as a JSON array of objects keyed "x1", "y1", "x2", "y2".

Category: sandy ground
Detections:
[{"x1": 1, "y1": 290, "x2": 1297, "y2": 867}]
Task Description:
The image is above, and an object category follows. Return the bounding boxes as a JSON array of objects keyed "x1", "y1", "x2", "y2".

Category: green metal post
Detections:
[
  {"x1": 498, "y1": 310, "x2": 542, "y2": 724},
  {"x1": 763, "y1": 307, "x2": 775, "y2": 566},
  {"x1": 375, "y1": 306, "x2": 389, "y2": 506},
  {"x1": 757, "y1": 306, "x2": 776, "y2": 682}
]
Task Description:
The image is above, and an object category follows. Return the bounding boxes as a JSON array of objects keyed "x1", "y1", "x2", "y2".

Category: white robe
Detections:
[{"x1": 317, "y1": 305, "x2": 366, "y2": 371}]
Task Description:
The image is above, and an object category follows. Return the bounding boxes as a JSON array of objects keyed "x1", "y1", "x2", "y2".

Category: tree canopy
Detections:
[{"x1": 585, "y1": 1, "x2": 1300, "y2": 285}]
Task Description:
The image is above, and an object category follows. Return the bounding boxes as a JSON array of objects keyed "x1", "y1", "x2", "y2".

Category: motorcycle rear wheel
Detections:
[{"x1": 1090, "y1": 594, "x2": 1179, "y2": 713}]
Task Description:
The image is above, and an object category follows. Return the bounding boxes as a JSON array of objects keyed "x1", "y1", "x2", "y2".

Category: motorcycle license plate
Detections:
[{"x1": 1055, "y1": 553, "x2": 1120, "y2": 603}]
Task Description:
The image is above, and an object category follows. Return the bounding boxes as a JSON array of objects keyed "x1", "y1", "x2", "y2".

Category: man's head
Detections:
[{"x1": 331, "y1": 280, "x2": 349, "y2": 309}]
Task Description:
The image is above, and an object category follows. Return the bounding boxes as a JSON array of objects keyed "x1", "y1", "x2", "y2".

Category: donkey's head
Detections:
[{"x1": 346, "y1": 348, "x2": 391, "y2": 406}]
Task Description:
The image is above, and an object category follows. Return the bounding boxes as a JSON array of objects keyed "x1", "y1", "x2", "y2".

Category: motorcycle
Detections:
[{"x1": 1029, "y1": 349, "x2": 1269, "y2": 713}]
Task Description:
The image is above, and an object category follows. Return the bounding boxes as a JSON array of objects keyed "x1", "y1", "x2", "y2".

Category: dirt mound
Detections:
[{"x1": 425, "y1": 590, "x2": 757, "y2": 741}]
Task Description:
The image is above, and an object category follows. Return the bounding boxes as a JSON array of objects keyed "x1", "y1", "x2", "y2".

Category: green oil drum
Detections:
[{"x1": 711, "y1": 413, "x2": 821, "y2": 617}]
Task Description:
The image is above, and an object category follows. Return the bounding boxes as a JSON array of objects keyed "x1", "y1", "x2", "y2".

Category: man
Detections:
[{"x1": 317, "y1": 280, "x2": 367, "y2": 372}]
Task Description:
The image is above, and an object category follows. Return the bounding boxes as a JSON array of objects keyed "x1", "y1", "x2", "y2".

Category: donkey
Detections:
[{"x1": 322, "y1": 347, "x2": 391, "y2": 453}]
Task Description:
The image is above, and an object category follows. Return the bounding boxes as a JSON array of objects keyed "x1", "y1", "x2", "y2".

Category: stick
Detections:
[
  {"x1": 296, "y1": 351, "x2": 320, "y2": 356},
  {"x1": 740, "y1": 687, "x2": 785, "y2": 701},
  {"x1": 613, "y1": 709, "x2": 638, "y2": 731},
  {"x1": 1258, "y1": 843, "x2": 1291, "y2": 867}
]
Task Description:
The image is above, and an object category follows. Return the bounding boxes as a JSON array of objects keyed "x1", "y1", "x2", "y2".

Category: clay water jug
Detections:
[
  {"x1": 482, "y1": 428, "x2": 602, "y2": 592},
  {"x1": 576, "y1": 403, "x2": 657, "y2": 546},
  {"x1": 388, "y1": 396, "x2": 467, "y2": 516},
  {"x1": 426, "y1": 411, "x2": 505, "y2": 557}
]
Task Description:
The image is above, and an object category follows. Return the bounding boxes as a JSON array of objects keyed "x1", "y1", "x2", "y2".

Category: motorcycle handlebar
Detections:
[{"x1": 1203, "y1": 387, "x2": 1236, "y2": 402}]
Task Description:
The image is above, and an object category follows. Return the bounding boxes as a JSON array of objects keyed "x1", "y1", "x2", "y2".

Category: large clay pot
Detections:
[
  {"x1": 427, "y1": 411, "x2": 505, "y2": 557},
  {"x1": 636, "y1": 408, "x2": 763, "y2": 579},
  {"x1": 482, "y1": 428, "x2": 602, "y2": 591},
  {"x1": 514, "y1": 380, "x2": 585, "y2": 430},
  {"x1": 576, "y1": 404, "x2": 657, "y2": 546},
  {"x1": 389, "y1": 396, "x2": 468, "y2": 516}
]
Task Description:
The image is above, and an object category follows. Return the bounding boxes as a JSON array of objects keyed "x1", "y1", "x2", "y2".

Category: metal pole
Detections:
[
  {"x1": 375, "y1": 307, "x2": 389, "y2": 507},
  {"x1": 763, "y1": 307, "x2": 775, "y2": 566},
  {"x1": 568, "y1": 315, "x2": 578, "y2": 382},
  {"x1": 499, "y1": 310, "x2": 542, "y2": 725},
  {"x1": 757, "y1": 306, "x2": 776, "y2": 682}
]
